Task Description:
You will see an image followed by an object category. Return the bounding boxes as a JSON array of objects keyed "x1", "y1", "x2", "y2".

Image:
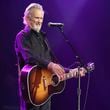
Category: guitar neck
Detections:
[
  {"x1": 63, "y1": 62, "x2": 94, "y2": 81},
  {"x1": 64, "y1": 68, "x2": 78, "y2": 81}
]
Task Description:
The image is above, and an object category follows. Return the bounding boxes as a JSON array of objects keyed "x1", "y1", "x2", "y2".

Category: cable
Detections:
[{"x1": 83, "y1": 72, "x2": 91, "y2": 110}]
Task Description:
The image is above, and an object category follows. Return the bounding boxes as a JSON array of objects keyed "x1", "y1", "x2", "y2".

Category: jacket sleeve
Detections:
[{"x1": 16, "y1": 31, "x2": 50, "y2": 67}]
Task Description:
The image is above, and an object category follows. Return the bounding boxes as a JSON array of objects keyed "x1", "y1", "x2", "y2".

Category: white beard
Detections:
[{"x1": 32, "y1": 24, "x2": 41, "y2": 32}]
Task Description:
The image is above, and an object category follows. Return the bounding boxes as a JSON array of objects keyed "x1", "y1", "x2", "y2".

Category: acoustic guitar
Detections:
[{"x1": 21, "y1": 63, "x2": 94, "y2": 106}]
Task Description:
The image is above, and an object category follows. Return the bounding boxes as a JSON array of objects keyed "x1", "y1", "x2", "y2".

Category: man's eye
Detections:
[
  {"x1": 34, "y1": 17, "x2": 39, "y2": 19},
  {"x1": 34, "y1": 17, "x2": 43, "y2": 19}
]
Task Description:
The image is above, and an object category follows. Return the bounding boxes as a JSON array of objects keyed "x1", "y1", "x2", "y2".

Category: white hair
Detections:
[{"x1": 23, "y1": 3, "x2": 44, "y2": 25}]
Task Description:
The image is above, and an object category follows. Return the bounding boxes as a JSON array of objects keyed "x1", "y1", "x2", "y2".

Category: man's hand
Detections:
[{"x1": 48, "y1": 62, "x2": 65, "y2": 81}]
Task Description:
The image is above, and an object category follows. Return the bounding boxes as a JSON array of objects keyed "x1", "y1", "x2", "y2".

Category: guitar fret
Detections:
[
  {"x1": 66, "y1": 74, "x2": 70, "y2": 79},
  {"x1": 71, "y1": 73, "x2": 74, "y2": 77},
  {"x1": 66, "y1": 70, "x2": 75, "y2": 80},
  {"x1": 69, "y1": 73, "x2": 74, "y2": 78}
]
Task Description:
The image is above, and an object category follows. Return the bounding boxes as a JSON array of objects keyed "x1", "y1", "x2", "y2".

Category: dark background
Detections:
[{"x1": 0, "y1": 0, "x2": 110, "y2": 110}]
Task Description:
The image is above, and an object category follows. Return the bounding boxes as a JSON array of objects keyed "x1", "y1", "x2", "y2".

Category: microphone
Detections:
[{"x1": 48, "y1": 22, "x2": 64, "y2": 27}]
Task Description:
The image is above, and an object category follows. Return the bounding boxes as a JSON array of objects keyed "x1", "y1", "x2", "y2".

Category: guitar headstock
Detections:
[{"x1": 86, "y1": 62, "x2": 95, "y2": 72}]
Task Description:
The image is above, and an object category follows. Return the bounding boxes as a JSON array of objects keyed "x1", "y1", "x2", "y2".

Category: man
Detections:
[{"x1": 15, "y1": 3, "x2": 86, "y2": 110}]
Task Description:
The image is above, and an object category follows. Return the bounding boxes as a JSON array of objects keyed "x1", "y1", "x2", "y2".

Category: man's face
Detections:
[{"x1": 29, "y1": 9, "x2": 44, "y2": 32}]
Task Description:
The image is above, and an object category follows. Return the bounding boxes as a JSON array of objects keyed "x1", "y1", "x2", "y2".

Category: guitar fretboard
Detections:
[{"x1": 64, "y1": 68, "x2": 78, "y2": 80}]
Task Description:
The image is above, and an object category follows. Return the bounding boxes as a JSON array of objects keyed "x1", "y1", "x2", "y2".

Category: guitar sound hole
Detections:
[{"x1": 52, "y1": 75, "x2": 59, "y2": 86}]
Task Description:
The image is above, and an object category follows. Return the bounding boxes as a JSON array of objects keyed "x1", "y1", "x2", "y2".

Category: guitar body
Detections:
[{"x1": 21, "y1": 65, "x2": 65, "y2": 106}]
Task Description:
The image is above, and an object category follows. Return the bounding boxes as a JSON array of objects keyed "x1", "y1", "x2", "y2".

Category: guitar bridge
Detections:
[{"x1": 43, "y1": 76, "x2": 47, "y2": 90}]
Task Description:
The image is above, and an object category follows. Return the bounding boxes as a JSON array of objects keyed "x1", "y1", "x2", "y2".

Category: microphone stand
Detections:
[{"x1": 57, "y1": 26, "x2": 85, "y2": 110}]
